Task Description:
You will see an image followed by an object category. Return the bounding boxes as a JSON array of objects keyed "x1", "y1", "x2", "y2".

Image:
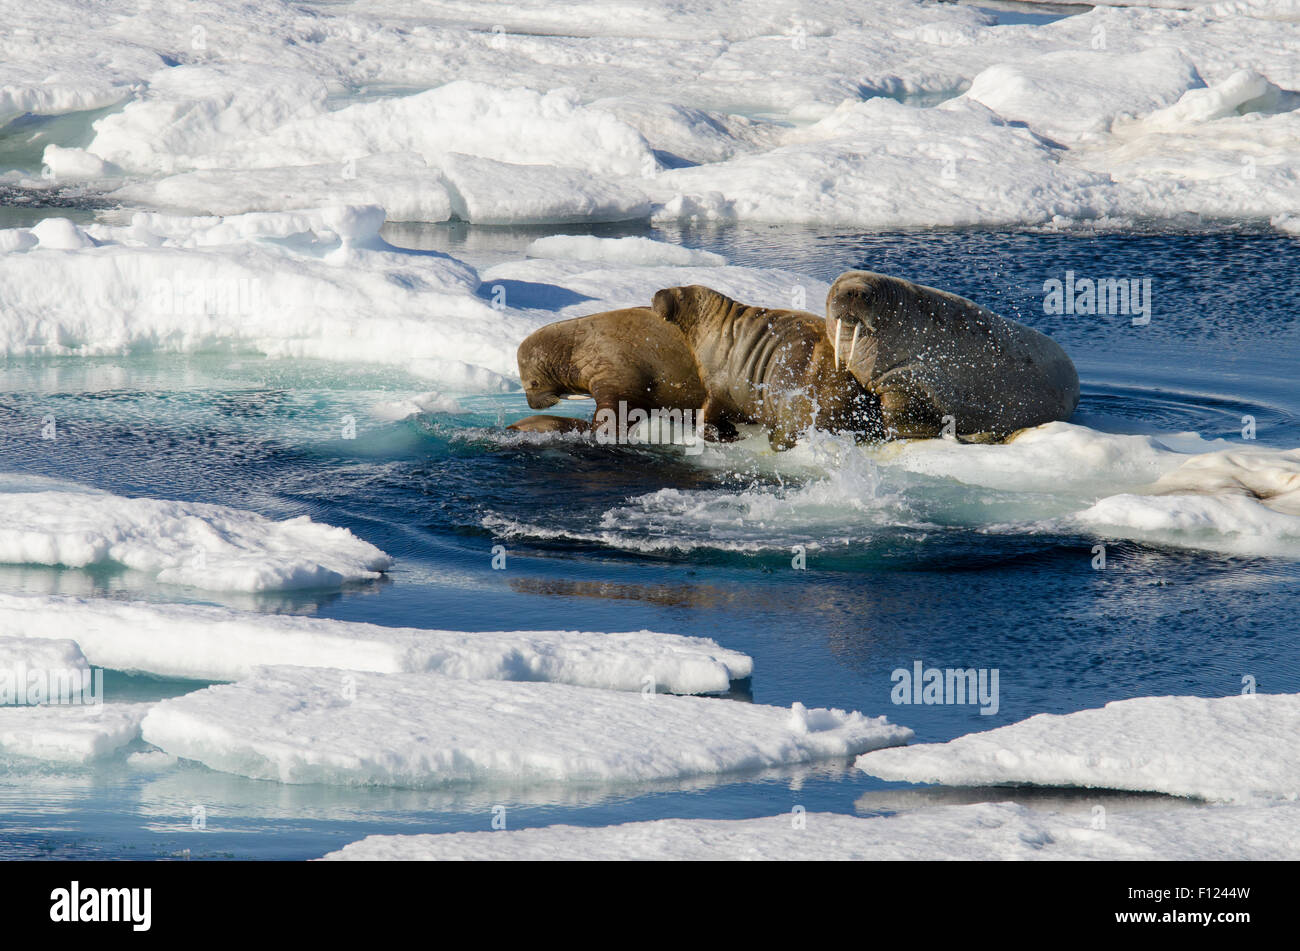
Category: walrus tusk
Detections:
[
  {"x1": 833, "y1": 318, "x2": 842, "y2": 368},
  {"x1": 847, "y1": 323, "x2": 860, "y2": 369}
]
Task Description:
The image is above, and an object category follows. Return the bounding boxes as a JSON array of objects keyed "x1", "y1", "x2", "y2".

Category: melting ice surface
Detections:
[{"x1": 2, "y1": 0, "x2": 1300, "y2": 858}]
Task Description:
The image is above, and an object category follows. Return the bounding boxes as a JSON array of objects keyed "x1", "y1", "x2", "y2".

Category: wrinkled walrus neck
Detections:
[{"x1": 650, "y1": 281, "x2": 743, "y2": 342}]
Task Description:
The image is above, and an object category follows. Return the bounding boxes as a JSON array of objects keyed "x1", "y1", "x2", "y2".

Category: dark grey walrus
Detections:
[{"x1": 825, "y1": 271, "x2": 1079, "y2": 439}]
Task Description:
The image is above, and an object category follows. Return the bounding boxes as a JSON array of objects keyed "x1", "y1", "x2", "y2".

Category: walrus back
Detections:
[
  {"x1": 519, "y1": 307, "x2": 706, "y2": 412},
  {"x1": 654, "y1": 284, "x2": 816, "y2": 412}
]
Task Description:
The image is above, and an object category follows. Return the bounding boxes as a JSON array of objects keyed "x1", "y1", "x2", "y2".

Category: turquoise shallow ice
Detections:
[{"x1": 2, "y1": 0, "x2": 1300, "y2": 859}]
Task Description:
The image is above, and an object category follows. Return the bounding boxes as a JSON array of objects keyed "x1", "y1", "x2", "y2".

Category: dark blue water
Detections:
[{"x1": 1, "y1": 223, "x2": 1297, "y2": 859}]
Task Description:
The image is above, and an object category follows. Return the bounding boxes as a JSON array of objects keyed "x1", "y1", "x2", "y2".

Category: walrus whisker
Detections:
[{"x1": 847, "y1": 323, "x2": 860, "y2": 369}]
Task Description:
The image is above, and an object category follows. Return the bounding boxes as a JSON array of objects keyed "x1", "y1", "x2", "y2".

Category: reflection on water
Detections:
[
  {"x1": 508, "y1": 575, "x2": 745, "y2": 611},
  {"x1": 854, "y1": 784, "x2": 1197, "y2": 817},
  {"x1": 0, "y1": 754, "x2": 860, "y2": 860}
]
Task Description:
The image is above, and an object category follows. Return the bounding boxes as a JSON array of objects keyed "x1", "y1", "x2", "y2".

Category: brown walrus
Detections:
[
  {"x1": 651, "y1": 285, "x2": 880, "y2": 450},
  {"x1": 511, "y1": 307, "x2": 706, "y2": 438},
  {"x1": 825, "y1": 271, "x2": 1079, "y2": 439}
]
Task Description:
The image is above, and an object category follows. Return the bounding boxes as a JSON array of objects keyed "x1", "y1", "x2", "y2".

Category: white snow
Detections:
[
  {"x1": 140, "y1": 666, "x2": 910, "y2": 787},
  {"x1": 857, "y1": 693, "x2": 1300, "y2": 803},
  {"x1": 87, "y1": 71, "x2": 655, "y2": 223},
  {"x1": 320, "y1": 800, "x2": 1300, "y2": 860},
  {"x1": 881, "y1": 424, "x2": 1300, "y2": 559},
  {"x1": 111, "y1": 155, "x2": 456, "y2": 222},
  {"x1": 0, "y1": 480, "x2": 392, "y2": 592},
  {"x1": 0, "y1": 637, "x2": 91, "y2": 704},
  {"x1": 28, "y1": 217, "x2": 97, "y2": 250},
  {"x1": 880, "y1": 422, "x2": 1186, "y2": 494},
  {"x1": 40, "y1": 144, "x2": 121, "y2": 182},
  {"x1": 963, "y1": 48, "x2": 1203, "y2": 144},
  {"x1": 652, "y1": 97, "x2": 1122, "y2": 228},
  {"x1": 440, "y1": 153, "x2": 649, "y2": 225},
  {"x1": 91, "y1": 76, "x2": 653, "y2": 178},
  {"x1": 3, "y1": 1, "x2": 1295, "y2": 229},
  {"x1": 0, "y1": 703, "x2": 150, "y2": 764},
  {"x1": 0, "y1": 594, "x2": 752, "y2": 694},
  {"x1": 1074, "y1": 492, "x2": 1300, "y2": 558}
]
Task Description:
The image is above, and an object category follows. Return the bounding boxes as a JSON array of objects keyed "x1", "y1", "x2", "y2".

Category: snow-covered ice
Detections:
[
  {"x1": 0, "y1": 205, "x2": 812, "y2": 390},
  {"x1": 0, "y1": 594, "x2": 752, "y2": 694},
  {"x1": 0, "y1": 703, "x2": 149, "y2": 764},
  {"x1": 0, "y1": 478, "x2": 392, "y2": 591},
  {"x1": 320, "y1": 799, "x2": 1300, "y2": 860},
  {"x1": 856, "y1": 693, "x2": 1300, "y2": 803},
  {"x1": 0, "y1": 636, "x2": 91, "y2": 704},
  {"x1": 883, "y1": 424, "x2": 1300, "y2": 558},
  {"x1": 140, "y1": 667, "x2": 910, "y2": 787},
  {"x1": 4, "y1": 1, "x2": 1297, "y2": 229}
]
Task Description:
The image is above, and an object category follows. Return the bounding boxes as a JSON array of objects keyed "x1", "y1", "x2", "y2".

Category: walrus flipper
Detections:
[{"x1": 507, "y1": 415, "x2": 591, "y2": 434}]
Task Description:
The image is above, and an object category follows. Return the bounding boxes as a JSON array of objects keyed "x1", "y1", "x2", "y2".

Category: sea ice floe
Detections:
[
  {"x1": 319, "y1": 800, "x2": 1300, "y2": 860},
  {"x1": 110, "y1": 154, "x2": 457, "y2": 222},
  {"x1": 1074, "y1": 492, "x2": 1300, "y2": 558},
  {"x1": 92, "y1": 77, "x2": 652, "y2": 179},
  {"x1": 440, "y1": 152, "x2": 649, "y2": 225},
  {"x1": 880, "y1": 424, "x2": 1300, "y2": 558},
  {"x1": 0, "y1": 637, "x2": 91, "y2": 704},
  {"x1": 0, "y1": 481, "x2": 392, "y2": 592},
  {"x1": 0, "y1": 208, "x2": 526, "y2": 389},
  {"x1": 5, "y1": 1, "x2": 1298, "y2": 229},
  {"x1": 856, "y1": 693, "x2": 1300, "y2": 803},
  {"x1": 879, "y1": 421, "x2": 1189, "y2": 495},
  {"x1": 89, "y1": 72, "x2": 655, "y2": 224},
  {"x1": 651, "y1": 98, "x2": 1122, "y2": 228},
  {"x1": 0, "y1": 204, "x2": 817, "y2": 387},
  {"x1": 0, "y1": 702, "x2": 150, "y2": 764},
  {"x1": 140, "y1": 666, "x2": 910, "y2": 787},
  {"x1": 0, "y1": 594, "x2": 752, "y2": 694},
  {"x1": 962, "y1": 48, "x2": 1202, "y2": 144}
]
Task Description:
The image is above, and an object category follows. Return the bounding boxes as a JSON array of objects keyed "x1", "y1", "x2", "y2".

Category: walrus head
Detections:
[
  {"x1": 825, "y1": 270, "x2": 915, "y2": 383},
  {"x1": 516, "y1": 323, "x2": 585, "y2": 409},
  {"x1": 652, "y1": 285, "x2": 738, "y2": 338}
]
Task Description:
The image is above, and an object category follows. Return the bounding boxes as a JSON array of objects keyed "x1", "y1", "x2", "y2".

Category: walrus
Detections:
[
  {"x1": 651, "y1": 285, "x2": 880, "y2": 450},
  {"x1": 825, "y1": 271, "x2": 1079, "y2": 439},
  {"x1": 512, "y1": 307, "x2": 707, "y2": 438}
]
